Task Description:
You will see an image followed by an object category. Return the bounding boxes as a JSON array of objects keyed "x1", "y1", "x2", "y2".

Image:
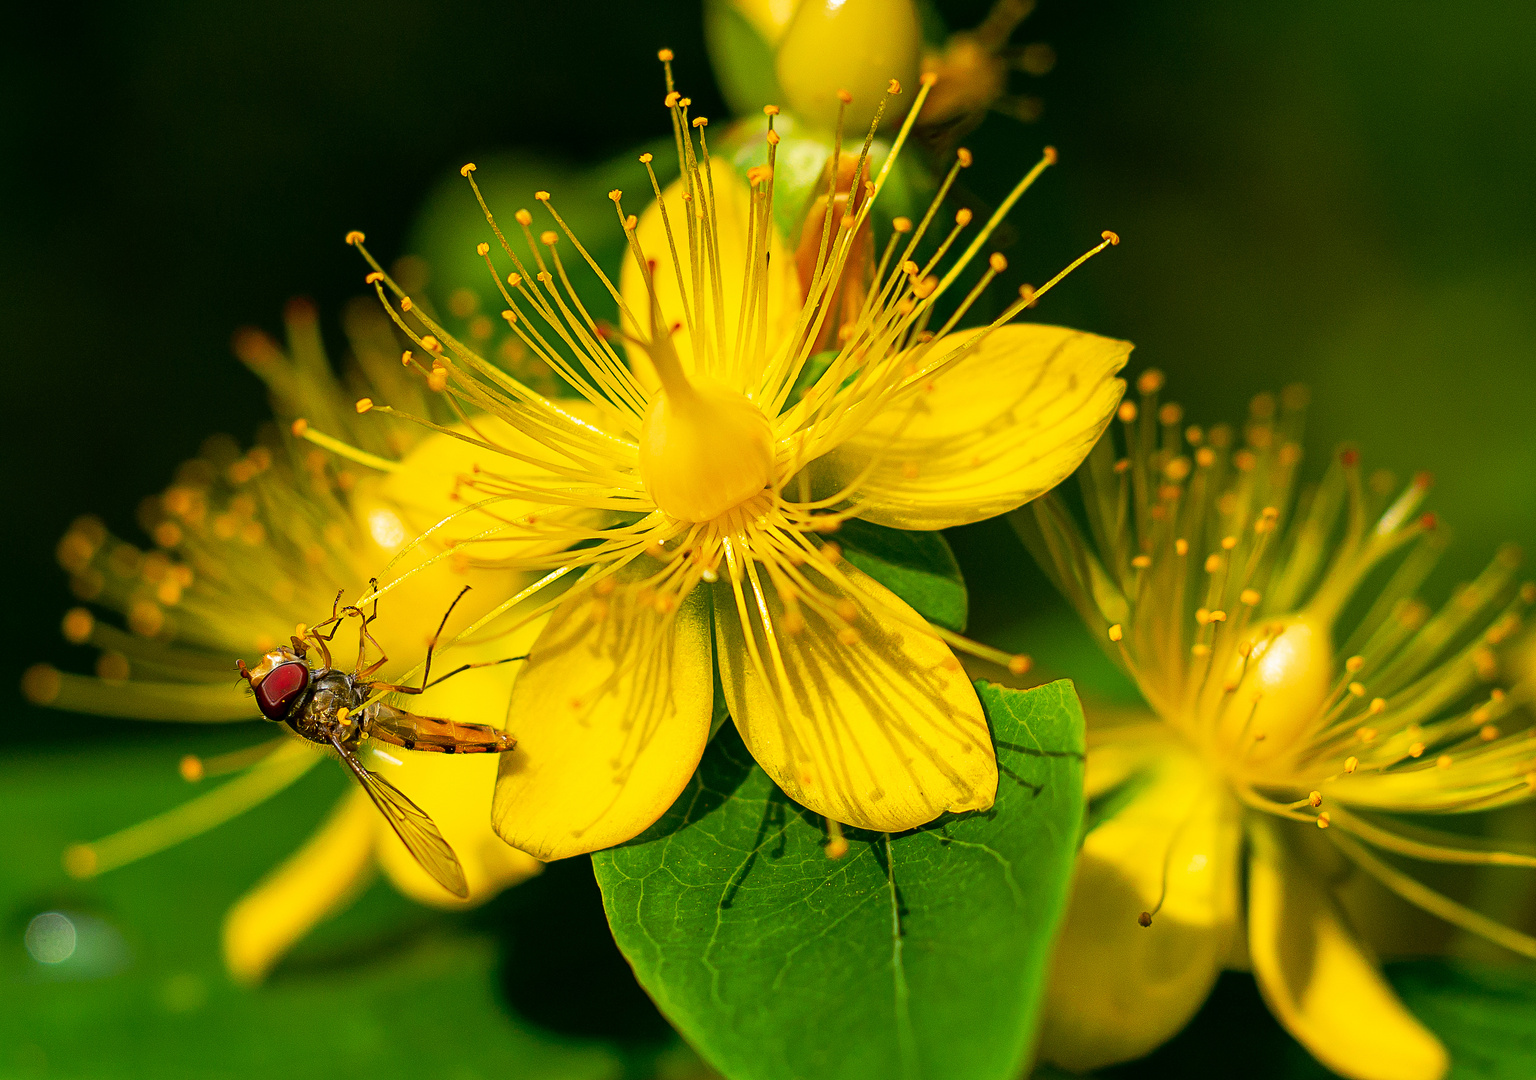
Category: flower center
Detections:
[
  {"x1": 1214, "y1": 614, "x2": 1333, "y2": 769},
  {"x1": 640, "y1": 375, "x2": 775, "y2": 523}
]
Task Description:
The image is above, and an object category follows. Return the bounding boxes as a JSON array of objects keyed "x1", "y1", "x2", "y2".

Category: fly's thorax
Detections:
[
  {"x1": 1212, "y1": 614, "x2": 1334, "y2": 772},
  {"x1": 287, "y1": 669, "x2": 363, "y2": 742},
  {"x1": 639, "y1": 377, "x2": 776, "y2": 523}
]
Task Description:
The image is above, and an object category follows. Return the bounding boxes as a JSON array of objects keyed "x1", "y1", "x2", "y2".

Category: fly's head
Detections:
[{"x1": 237, "y1": 645, "x2": 312, "y2": 722}]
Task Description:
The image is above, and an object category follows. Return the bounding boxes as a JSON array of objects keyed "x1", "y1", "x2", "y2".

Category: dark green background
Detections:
[{"x1": 4, "y1": 1, "x2": 1533, "y2": 1077}]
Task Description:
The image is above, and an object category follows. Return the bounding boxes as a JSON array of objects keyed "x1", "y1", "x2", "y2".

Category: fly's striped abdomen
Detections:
[{"x1": 363, "y1": 701, "x2": 515, "y2": 754}]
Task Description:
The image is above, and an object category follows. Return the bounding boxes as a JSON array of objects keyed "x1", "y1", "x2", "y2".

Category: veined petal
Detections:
[
  {"x1": 619, "y1": 156, "x2": 802, "y2": 392},
  {"x1": 813, "y1": 323, "x2": 1130, "y2": 530},
  {"x1": 1039, "y1": 737, "x2": 1242, "y2": 1072},
  {"x1": 222, "y1": 789, "x2": 376, "y2": 985},
  {"x1": 492, "y1": 563, "x2": 714, "y2": 860},
  {"x1": 367, "y1": 623, "x2": 544, "y2": 905},
  {"x1": 713, "y1": 552, "x2": 993, "y2": 830},
  {"x1": 1247, "y1": 815, "x2": 1449, "y2": 1080}
]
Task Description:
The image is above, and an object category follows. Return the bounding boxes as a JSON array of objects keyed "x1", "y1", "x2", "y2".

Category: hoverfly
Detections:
[{"x1": 238, "y1": 582, "x2": 518, "y2": 898}]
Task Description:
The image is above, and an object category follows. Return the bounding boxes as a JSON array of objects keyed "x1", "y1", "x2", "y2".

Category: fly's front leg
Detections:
[{"x1": 347, "y1": 578, "x2": 386, "y2": 677}]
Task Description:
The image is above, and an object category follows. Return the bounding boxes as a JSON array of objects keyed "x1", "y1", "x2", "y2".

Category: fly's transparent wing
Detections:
[{"x1": 329, "y1": 736, "x2": 469, "y2": 898}]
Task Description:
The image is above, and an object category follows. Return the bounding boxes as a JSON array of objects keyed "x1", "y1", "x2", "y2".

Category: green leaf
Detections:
[
  {"x1": 0, "y1": 732, "x2": 678, "y2": 1079},
  {"x1": 837, "y1": 517, "x2": 969, "y2": 631},
  {"x1": 594, "y1": 679, "x2": 1087, "y2": 1080},
  {"x1": 1391, "y1": 960, "x2": 1536, "y2": 1080}
]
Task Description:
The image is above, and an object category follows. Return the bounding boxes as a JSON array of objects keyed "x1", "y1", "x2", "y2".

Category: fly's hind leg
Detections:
[{"x1": 366, "y1": 585, "x2": 471, "y2": 697}]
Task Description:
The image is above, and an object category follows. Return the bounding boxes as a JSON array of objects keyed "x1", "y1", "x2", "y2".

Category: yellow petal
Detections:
[
  {"x1": 491, "y1": 564, "x2": 715, "y2": 860},
  {"x1": 813, "y1": 323, "x2": 1130, "y2": 529},
  {"x1": 1039, "y1": 737, "x2": 1242, "y2": 1072},
  {"x1": 367, "y1": 619, "x2": 545, "y2": 906},
  {"x1": 713, "y1": 551, "x2": 993, "y2": 830},
  {"x1": 221, "y1": 789, "x2": 375, "y2": 985},
  {"x1": 344, "y1": 413, "x2": 605, "y2": 669},
  {"x1": 618, "y1": 156, "x2": 802, "y2": 392},
  {"x1": 1247, "y1": 816, "x2": 1449, "y2": 1080}
]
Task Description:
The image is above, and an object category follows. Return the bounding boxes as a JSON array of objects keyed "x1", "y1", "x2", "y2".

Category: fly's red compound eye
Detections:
[{"x1": 255, "y1": 660, "x2": 309, "y2": 721}]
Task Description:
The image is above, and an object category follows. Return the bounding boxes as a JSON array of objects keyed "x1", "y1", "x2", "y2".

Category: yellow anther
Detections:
[
  {"x1": 1175, "y1": 539, "x2": 1190, "y2": 556},
  {"x1": 1108, "y1": 624, "x2": 1124, "y2": 642},
  {"x1": 887, "y1": 79, "x2": 901, "y2": 94},
  {"x1": 1102, "y1": 229, "x2": 1120, "y2": 245},
  {"x1": 1131, "y1": 554, "x2": 1151, "y2": 569},
  {"x1": 62, "y1": 607, "x2": 94, "y2": 644},
  {"x1": 1345, "y1": 656, "x2": 1365, "y2": 673},
  {"x1": 355, "y1": 398, "x2": 373, "y2": 414},
  {"x1": 1370, "y1": 697, "x2": 1387, "y2": 715},
  {"x1": 692, "y1": 116, "x2": 708, "y2": 128},
  {"x1": 639, "y1": 152, "x2": 654, "y2": 164},
  {"x1": 657, "y1": 48, "x2": 674, "y2": 62},
  {"x1": 1344, "y1": 755, "x2": 1359, "y2": 773},
  {"x1": 893, "y1": 217, "x2": 913, "y2": 233},
  {"x1": 427, "y1": 369, "x2": 448, "y2": 393},
  {"x1": 1042, "y1": 145, "x2": 1058, "y2": 164},
  {"x1": 1221, "y1": 536, "x2": 1238, "y2": 550},
  {"x1": 763, "y1": 104, "x2": 779, "y2": 116},
  {"x1": 835, "y1": 600, "x2": 858, "y2": 623},
  {"x1": 476, "y1": 242, "x2": 490, "y2": 256},
  {"x1": 365, "y1": 271, "x2": 383, "y2": 284},
  {"x1": 607, "y1": 189, "x2": 622, "y2": 203},
  {"x1": 515, "y1": 209, "x2": 532, "y2": 226},
  {"x1": 345, "y1": 230, "x2": 365, "y2": 245},
  {"x1": 540, "y1": 230, "x2": 558, "y2": 246},
  {"x1": 1208, "y1": 610, "x2": 1227, "y2": 623},
  {"x1": 1308, "y1": 791, "x2": 1322, "y2": 807},
  {"x1": 1436, "y1": 754, "x2": 1453, "y2": 769},
  {"x1": 1408, "y1": 741, "x2": 1425, "y2": 758},
  {"x1": 1316, "y1": 813, "x2": 1331, "y2": 829},
  {"x1": 1357, "y1": 727, "x2": 1378, "y2": 742},
  {"x1": 459, "y1": 163, "x2": 476, "y2": 176},
  {"x1": 1204, "y1": 554, "x2": 1221, "y2": 573},
  {"x1": 400, "y1": 297, "x2": 413, "y2": 312},
  {"x1": 665, "y1": 91, "x2": 681, "y2": 108},
  {"x1": 1480, "y1": 724, "x2": 1500, "y2": 742},
  {"x1": 1008, "y1": 654, "x2": 1032, "y2": 675},
  {"x1": 290, "y1": 419, "x2": 309, "y2": 436},
  {"x1": 1349, "y1": 682, "x2": 1367, "y2": 698},
  {"x1": 957, "y1": 147, "x2": 973, "y2": 167},
  {"x1": 1240, "y1": 589, "x2": 1261, "y2": 605},
  {"x1": 534, "y1": 190, "x2": 550, "y2": 202},
  {"x1": 837, "y1": 89, "x2": 853, "y2": 104},
  {"x1": 988, "y1": 252, "x2": 1007, "y2": 273},
  {"x1": 1118, "y1": 401, "x2": 1138, "y2": 423}
]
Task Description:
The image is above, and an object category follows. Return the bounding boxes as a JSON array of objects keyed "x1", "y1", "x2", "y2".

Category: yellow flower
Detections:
[
  {"x1": 341, "y1": 59, "x2": 1129, "y2": 860},
  {"x1": 1015, "y1": 373, "x2": 1536, "y2": 1080},
  {"x1": 24, "y1": 301, "x2": 541, "y2": 983}
]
